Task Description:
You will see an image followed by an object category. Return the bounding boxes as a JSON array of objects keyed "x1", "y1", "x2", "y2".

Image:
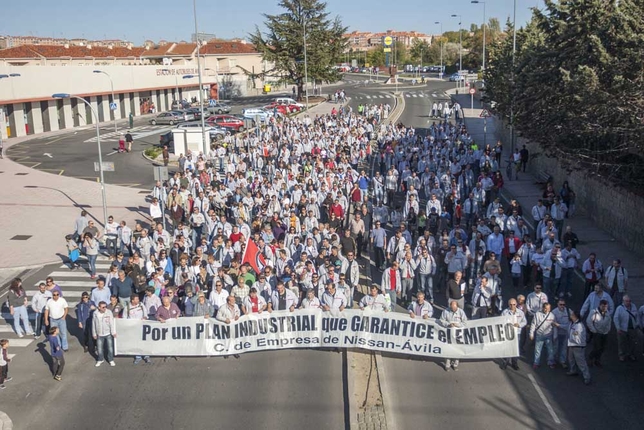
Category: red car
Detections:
[
  {"x1": 264, "y1": 104, "x2": 289, "y2": 115},
  {"x1": 206, "y1": 115, "x2": 246, "y2": 132}
]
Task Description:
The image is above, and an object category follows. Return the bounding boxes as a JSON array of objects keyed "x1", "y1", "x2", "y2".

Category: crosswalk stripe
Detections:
[
  {"x1": 365, "y1": 95, "x2": 371, "y2": 99},
  {"x1": 47, "y1": 271, "x2": 100, "y2": 278},
  {"x1": 34, "y1": 280, "x2": 98, "y2": 288},
  {"x1": 418, "y1": 94, "x2": 424, "y2": 97},
  {"x1": 0, "y1": 326, "x2": 15, "y2": 332},
  {"x1": 412, "y1": 94, "x2": 418, "y2": 97},
  {"x1": 27, "y1": 290, "x2": 86, "y2": 298},
  {"x1": 405, "y1": 94, "x2": 411, "y2": 97},
  {"x1": 432, "y1": 93, "x2": 437, "y2": 97},
  {"x1": 5, "y1": 338, "x2": 35, "y2": 347}
]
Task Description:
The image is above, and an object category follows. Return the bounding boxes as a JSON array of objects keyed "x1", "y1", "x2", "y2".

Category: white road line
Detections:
[
  {"x1": 2, "y1": 338, "x2": 34, "y2": 348},
  {"x1": 528, "y1": 374, "x2": 562, "y2": 425},
  {"x1": 432, "y1": 93, "x2": 437, "y2": 97},
  {"x1": 418, "y1": 94, "x2": 424, "y2": 97},
  {"x1": 412, "y1": 94, "x2": 418, "y2": 97},
  {"x1": 47, "y1": 271, "x2": 97, "y2": 278},
  {"x1": 365, "y1": 95, "x2": 371, "y2": 99},
  {"x1": 106, "y1": 150, "x2": 119, "y2": 156},
  {"x1": 27, "y1": 290, "x2": 85, "y2": 298},
  {"x1": 58, "y1": 263, "x2": 112, "y2": 270},
  {"x1": 0, "y1": 326, "x2": 15, "y2": 332},
  {"x1": 34, "y1": 280, "x2": 98, "y2": 288}
]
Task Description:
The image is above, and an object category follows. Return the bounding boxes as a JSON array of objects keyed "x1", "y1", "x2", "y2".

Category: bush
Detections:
[{"x1": 144, "y1": 147, "x2": 162, "y2": 160}]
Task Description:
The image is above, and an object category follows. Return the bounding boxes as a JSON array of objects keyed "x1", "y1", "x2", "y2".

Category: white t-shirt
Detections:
[{"x1": 46, "y1": 298, "x2": 69, "y2": 319}]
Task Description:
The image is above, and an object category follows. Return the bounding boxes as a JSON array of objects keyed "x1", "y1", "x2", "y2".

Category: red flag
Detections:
[{"x1": 242, "y1": 238, "x2": 266, "y2": 275}]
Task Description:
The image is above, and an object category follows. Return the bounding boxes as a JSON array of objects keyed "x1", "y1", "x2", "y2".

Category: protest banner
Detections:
[{"x1": 115, "y1": 309, "x2": 519, "y2": 359}]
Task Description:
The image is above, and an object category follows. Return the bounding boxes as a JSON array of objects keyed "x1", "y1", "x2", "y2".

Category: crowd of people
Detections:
[{"x1": 2, "y1": 94, "x2": 643, "y2": 389}]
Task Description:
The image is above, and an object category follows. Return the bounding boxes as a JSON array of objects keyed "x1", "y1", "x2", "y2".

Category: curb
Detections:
[
  {"x1": 374, "y1": 352, "x2": 396, "y2": 430},
  {"x1": 0, "y1": 411, "x2": 13, "y2": 430}
]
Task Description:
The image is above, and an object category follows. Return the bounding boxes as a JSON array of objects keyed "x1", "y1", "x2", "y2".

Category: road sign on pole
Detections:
[
  {"x1": 94, "y1": 161, "x2": 115, "y2": 172},
  {"x1": 479, "y1": 109, "x2": 491, "y2": 118},
  {"x1": 109, "y1": 102, "x2": 118, "y2": 111},
  {"x1": 209, "y1": 99, "x2": 217, "y2": 107},
  {"x1": 153, "y1": 166, "x2": 169, "y2": 182},
  {"x1": 469, "y1": 87, "x2": 476, "y2": 95}
]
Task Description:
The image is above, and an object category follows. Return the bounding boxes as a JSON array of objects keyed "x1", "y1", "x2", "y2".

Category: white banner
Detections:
[{"x1": 115, "y1": 310, "x2": 519, "y2": 359}]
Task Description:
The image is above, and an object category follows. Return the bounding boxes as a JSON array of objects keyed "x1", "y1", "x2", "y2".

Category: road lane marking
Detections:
[
  {"x1": 528, "y1": 374, "x2": 562, "y2": 424},
  {"x1": 106, "y1": 150, "x2": 119, "y2": 156},
  {"x1": 44, "y1": 135, "x2": 68, "y2": 145}
]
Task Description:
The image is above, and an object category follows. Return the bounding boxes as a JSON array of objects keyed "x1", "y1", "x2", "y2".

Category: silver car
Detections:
[
  {"x1": 149, "y1": 111, "x2": 184, "y2": 126},
  {"x1": 176, "y1": 122, "x2": 226, "y2": 141}
]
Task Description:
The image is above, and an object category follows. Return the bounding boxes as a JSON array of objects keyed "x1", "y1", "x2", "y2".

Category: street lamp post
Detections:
[
  {"x1": 303, "y1": 18, "x2": 310, "y2": 111},
  {"x1": 511, "y1": 0, "x2": 517, "y2": 155},
  {"x1": 192, "y1": 0, "x2": 207, "y2": 155},
  {"x1": 471, "y1": 1, "x2": 486, "y2": 70},
  {"x1": 434, "y1": 22, "x2": 443, "y2": 79},
  {"x1": 451, "y1": 14, "x2": 463, "y2": 73},
  {"x1": 93, "y1": 70, "x2": 118, "y2": 134},
  {"x1": 52, "y1": 93, "x2": 108, "y2": 227}
]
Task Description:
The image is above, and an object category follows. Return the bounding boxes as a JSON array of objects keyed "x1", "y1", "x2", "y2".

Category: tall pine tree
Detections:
[{"x1": 249, "y1": 0, "x2": 348, "y2": 99}]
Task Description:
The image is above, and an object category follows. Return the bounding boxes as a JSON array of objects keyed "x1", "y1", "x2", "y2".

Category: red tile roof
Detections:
[
  {"x1": 201, "y1": 41, "x2": 257, "y2": 55},
  {"x1": 0, "y1": 44, "x2": 145, "y2": 59}
]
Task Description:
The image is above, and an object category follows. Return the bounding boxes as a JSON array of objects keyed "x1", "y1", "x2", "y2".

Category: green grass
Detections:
[{"x1": 144, "y1": 147, "x2": 163, "y2": 160}]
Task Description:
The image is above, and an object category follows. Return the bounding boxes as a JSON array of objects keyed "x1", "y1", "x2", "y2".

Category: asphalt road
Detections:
[
  {"x1": 374, "y1": 88, "x2": 644, "y2": 430},
  {"x1": 0, "y1": 260, "x2": 347, "y2": 430}
]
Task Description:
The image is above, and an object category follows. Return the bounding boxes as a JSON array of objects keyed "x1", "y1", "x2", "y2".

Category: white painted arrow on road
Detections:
[{"x1": 43, "y1": 153, "x2": 53, "y2": 158}]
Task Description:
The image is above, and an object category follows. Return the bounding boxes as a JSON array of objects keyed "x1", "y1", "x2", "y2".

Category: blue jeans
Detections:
[
  {"x1": 419, "y1": 273, "x2": 434, "y2": 301},
  {"x1": 555, "y1": 334, "x2": 568, "y2": 365},
  {"x1": 34, "y1": 311, "x2": 47, "y2": 337},
  {"x1": 387, "y1": 290, "x2": 397, "y2": 311},
  {"x1": 534, "y1": 335, "x2": 555, "y2": 366},
  {"x1": 50, "y1": 317, "x2": 69, "y2": 350},
  {"x1": 12, "y1": 305, "x2": 33, "y2": 336},
  {"x1": 542, "y1": 277, "x2": 557, "y2": 299},
  {"x1": 87, "y1": 254, "x2": 98, "y2": 276},
  {"x1": 96, "y1": 334, "x2": 114, "y2": 362}
]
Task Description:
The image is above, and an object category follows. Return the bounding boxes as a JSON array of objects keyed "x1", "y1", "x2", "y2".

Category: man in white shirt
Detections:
[
  {"x1": 31, "y1": 282, "x2": 52, "y2": 338},
  {"x1": 359, "y1": 285, "x2": 388, "y2": 312},
  {"x1": 501, "y1": 298, "x2": 527, "y2": 370},
  {"x1": 408, "y1": 292, "x2": 433, "y2": 319},
  {"x1": 441, "y1": 300, "x2": 468, "y2": 371},
  {"x1": 45, "y1": 291, "x2": 70, "y2": 351},
  {"x1": 321, "y1": 282, "x2": 347, "y2": 311},
  {"x1": 208, "y1": 281, "x2": 230, "y2": 316},
  {"x1": 560, "y1": 242, "x2": 581, "y2": 298}
]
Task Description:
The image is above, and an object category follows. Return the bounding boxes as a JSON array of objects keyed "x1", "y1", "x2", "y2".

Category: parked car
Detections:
[
  {"x1": 242, "y1": 108, "x2": 273, "y2": 123},
  {"x1": 275, "y1": 97, "x2": 304, "y2": 110},
  {"x1": 159, "y1": 131, "x2": 173, "y2": 147},
  {"x1": 264, "y1": 104, "x2": 289, "y2": 115},
  {"x1": 149, "y1": 111, "x2": 185, "y2": 125},
  {"x1": 174, "y1": 110, "x2": 195, "y2": 121},
  {"x1": 449, "y1": 73, "x2": 466, "y2": 82},
  {"x1": 184, "y1": 107, "x2": 206, "y2": 120},
  {"x1": 206, "y1": 100, "x2": 232, "y2": 115},
  {"x1": 206, "y1": 114, "x2": 246, "y2": 132},
  {"x1": 176, "y1": 122, "x2": 227, "y2": 140}
]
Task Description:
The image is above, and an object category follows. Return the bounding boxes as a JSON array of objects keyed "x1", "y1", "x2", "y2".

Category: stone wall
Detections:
[{"x1": 495, "y1": 120, "x2": 644, "y2": 255}]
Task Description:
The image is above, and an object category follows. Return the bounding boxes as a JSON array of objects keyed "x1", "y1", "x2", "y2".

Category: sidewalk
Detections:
[
  {"x1": 0, "y1": 126, "x2": 152, "y2": 273},
  {"x1": 453, "y1": 92, "x2": 643, "y2": 305}
]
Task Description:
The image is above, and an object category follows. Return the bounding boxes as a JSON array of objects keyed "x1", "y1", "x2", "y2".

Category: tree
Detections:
[
  {"x1": 485, "y1": 0, "x2": 644, "y2": 188},
  {"x1": 409, "y1": 38, "x2": 431, "y2": 64},
  {"x1": 249, "y1": 0, "x2": 348, "y2": 100},
  {"x1": 366, "y1": 47, "x2": 385, "y2": 67}
]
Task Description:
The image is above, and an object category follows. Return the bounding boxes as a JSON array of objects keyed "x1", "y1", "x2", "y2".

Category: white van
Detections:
[
  {"x1": 242, "y1": 108, "x2": 272, "y2": 123},
  {"x1": 275, "y1": 97, "x2": 304, "y2": 109}
]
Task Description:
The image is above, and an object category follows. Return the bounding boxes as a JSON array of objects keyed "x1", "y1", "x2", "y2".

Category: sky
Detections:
[{"x1": 2, "y1": 0, "x2": 541, "y2": 44}]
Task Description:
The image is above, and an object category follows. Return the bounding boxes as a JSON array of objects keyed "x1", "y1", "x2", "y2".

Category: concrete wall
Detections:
[{"x1": 495, "y1": 120, "x2": 644, "y2": 255}]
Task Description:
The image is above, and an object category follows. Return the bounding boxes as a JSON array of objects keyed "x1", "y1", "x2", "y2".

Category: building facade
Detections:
[
  {"x1": 0, "y1": 40, "x2": 273, "y2": 139},
  {"x1": 344, "y1": 30, "x2": 434, "y2": 52}
]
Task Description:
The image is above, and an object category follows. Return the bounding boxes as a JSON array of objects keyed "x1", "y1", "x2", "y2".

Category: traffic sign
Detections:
[
  {"x1": 153, "y1": 166, "x2": 169, "y2": 181},
  {"x1": 209, "y1": 99, "x2": 217, "y2": 107},
  {"x1": 469, "y1": 87, "x2": 476, "y2": 95},
  {"x1": 383, "y1": 48, "x2": 391, "y2": 53},
  {"x1": 383, "y1": 36, "x2": 393, "y2": 46},
  {"x1": 94, "y1": 161, "x2": 115, "y2": 172},
  {"x1": 479, "y1": 109, "x2": 491, "y2": 118},
  {"x1": 109, "y1": 102, "x2": 117, "y2": 111}
]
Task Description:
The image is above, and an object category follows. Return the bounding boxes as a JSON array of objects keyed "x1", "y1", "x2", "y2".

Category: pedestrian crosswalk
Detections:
[
  {"x1": 0, "y1": 255, "x2": 113, "y2": 360},
  {"x1": 84, "y1": 125, "x2": 171, "y2": 143},
  {"x1": 348, "y1": 90, "x2": 450, "y2": 101}
]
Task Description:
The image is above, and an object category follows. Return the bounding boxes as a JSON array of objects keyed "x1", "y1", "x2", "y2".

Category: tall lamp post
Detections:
[
  {"x1": 434, "y1": 22, "x2": 443, "y2": 78},
  {"x1": 450, "y1": 14, "x2": 463, "y2": 73},
  {"x1": 93, "y1": 70, "x2": 118, "y2": 134},
  {"x1": 52, "y1": 93, "x2": 108, "y2": 227},
  {"x1": 302, "y1": 17, "x2": 310, "y2": 110},
  {"x1": 192, "y1": 0, "x2": 207, "y2": 155},
  {"x1": 471, "y1": 1, "x2": 486, "y2": 70},
  {"x1": 511, "y1": 0, "x2": 517, "y2": 155}
]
